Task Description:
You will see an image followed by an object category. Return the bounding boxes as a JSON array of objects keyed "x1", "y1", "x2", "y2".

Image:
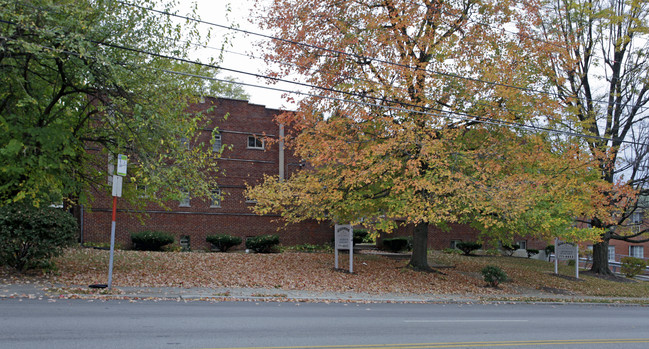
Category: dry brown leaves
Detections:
[{"x1": 46, "y1": 248, "x2": 506, "y2": 296}]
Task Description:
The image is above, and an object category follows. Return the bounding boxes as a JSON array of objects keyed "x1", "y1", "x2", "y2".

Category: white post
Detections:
[
  {"x1": 349, "y1": 236, "x2": 353, "y2": 274},
  {"x1": 335, "y1": 248, "x2": 339, "y2": 269},
  {"x1": 575, "y1": 244, "x2": 579, "y2": 279},
  {"x1": 554, "y1": 238, "x2": 558, "y2": 274}
]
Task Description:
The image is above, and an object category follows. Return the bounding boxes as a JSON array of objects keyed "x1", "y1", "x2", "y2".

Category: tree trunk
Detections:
[
  {"x1": 409, "y1": 221, "x2": 431, "y2": 271},
  {"x1": 591, "y1": 239, "x2": 613, "y2": 275}
]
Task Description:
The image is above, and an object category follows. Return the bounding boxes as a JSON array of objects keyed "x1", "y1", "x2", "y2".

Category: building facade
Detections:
[{"x1": 81, "y1": 97, "x2": 333, "y2": 250}]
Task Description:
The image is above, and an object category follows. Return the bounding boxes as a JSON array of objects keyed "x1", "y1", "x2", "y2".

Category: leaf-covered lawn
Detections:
[{"x1": 6, "y1": 248, "x2": 648, "y2": 298}]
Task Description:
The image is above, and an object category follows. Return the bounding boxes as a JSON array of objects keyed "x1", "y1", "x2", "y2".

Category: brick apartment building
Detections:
[
  {"x1": 79, "y1": 97, "x2": 648, "y2": 260},
  {"x1": 80, "y1": 97, "x2": 333, "y2": 250}
]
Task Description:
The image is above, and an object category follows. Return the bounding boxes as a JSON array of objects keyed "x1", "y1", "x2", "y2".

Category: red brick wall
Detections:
[{"x1": 81, "y1": 98, "x2": 333, "y2": 249}]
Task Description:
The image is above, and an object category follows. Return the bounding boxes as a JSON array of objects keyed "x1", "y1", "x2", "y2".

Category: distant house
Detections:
[{"x1": 80, "y1": 97, "x2": 332, "y2": 250}]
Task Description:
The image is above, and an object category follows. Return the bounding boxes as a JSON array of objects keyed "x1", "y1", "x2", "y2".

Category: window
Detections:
[
  {"x1": 630, "y1": 246, "x2": 644, "y2": 258},
  {"x1": 212, "y1": 134, "x2": 222, "y2": 154},
  {"x1": 450, "y1": 240, "x2": 462, "y2": 249},
  {"x1": 517, "y1": 240, "x2": 527, "y2": 250},
  {"x1": 179, "y1": 189, "x2": 190, "y2": 207},
  {"x1": 247, "y1": 135, "x2": 264, "y2": 149},
  {"x1": 608, "y1": 246, "x2": 616, "y2": 262},
  {"x1": 180, "y1": 235, "x2": 190, "y2": 251},
  {"x1": 632, "y1": 212, "x2": 642, "y2": 224},
  {"x1": 210, "y1": 189, "x2": 221, "y2": 208},
  {"x1": 136, "y1": 184, "x2": 148, "y2": 198}
]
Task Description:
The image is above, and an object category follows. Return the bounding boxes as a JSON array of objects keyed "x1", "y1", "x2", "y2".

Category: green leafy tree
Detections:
[{"x1": 0, "y1": 0, "x2": 228, "y2": 208}]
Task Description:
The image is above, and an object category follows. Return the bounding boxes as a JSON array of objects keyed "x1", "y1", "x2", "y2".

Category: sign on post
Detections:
[
  {"x1": 335, "y1": 224, "x2": 354, "y2": 273},
  {"x1": 116, "y1": 154, "x2": 128, "y2": 176},
  {"x1": 554, "y1": 238, "x2": 579, "y2": 279}
]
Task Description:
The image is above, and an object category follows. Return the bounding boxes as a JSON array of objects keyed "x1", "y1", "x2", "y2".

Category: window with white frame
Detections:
[
  {"x1": 632, "y1": 211, "x2": 643, "y2": 224},
  {"x1": 517, "y1": 240, "x2": 527, "y2": 250},
  {"x1": 608, "y1": 245, "x2": 616, "y2": 262},
  {"x1": 210, "y1": 189, "x2": 221, "y2": 208},
  {"x1": 179, "y1": 189, "x2": 190, "y2": 207},
  {"x1": 630, "y1": 245, "x2": 644, "y2": 258},
  {"x1": 212, "y1": 134, "x2": 222, "y2": 154},
  {"x1": 450, "y1": 240, "x2": 462, "y2": 249},
  {"x1": 247, "y1": 135, "x2": 264, "y2": 150}
]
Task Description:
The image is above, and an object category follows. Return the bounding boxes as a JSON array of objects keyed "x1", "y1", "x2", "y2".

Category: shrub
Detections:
[
  {"x1": 456, "y1": 242, "x2": 482, "y2": 256},
  {"x1": 621, "y1": 257, "x2": 647, "y2": 278},
  {"x1": 286, "y1": 243, "x2": 332, "y2": 253},
  {"x1": 443, "y1": 248, "x2": 462, "y2": 255},
  {"x1": 206, "y1": 234, "x2": 242, "y2": 252},
  {"x1": 481, "y1": 265, "x2": 508, "y2": 287},
  {"x1": 0, "y1": 203, "x2": 78, "y2": 272},
  {"x1": 544, "y1": 245, "x2": 555, "y2": 261},
  {"x1": 382, "y1": 237, "x2": 410, "y2": 252},
  {"x1": 353, "y1": 229, "x2": 369, "y2": 244},
  {"x1": 246, "y1": 234, "x2": 280, "y2": 253},
  {"x1": 131, "y1": 231, "x2": 174, "y2": 251},
  {"x1": 526, "y1": 249, "x2": 540, "y2": 258},
  {"x1": 502, "y1": 243, "x2": 520, "y2": 256}
]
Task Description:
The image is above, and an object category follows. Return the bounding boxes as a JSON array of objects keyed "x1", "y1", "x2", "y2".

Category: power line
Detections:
[
  {"x1": 116, "y1": 0, "x2": 649, "y2": 114},
  {"x1": 2, "y1": 23, "x2": 645, "y2": 148}
]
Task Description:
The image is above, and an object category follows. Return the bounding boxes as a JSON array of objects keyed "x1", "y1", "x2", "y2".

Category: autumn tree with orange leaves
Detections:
[{"x1": 247, "y1": 0, "x2": 618, "y2": 271}]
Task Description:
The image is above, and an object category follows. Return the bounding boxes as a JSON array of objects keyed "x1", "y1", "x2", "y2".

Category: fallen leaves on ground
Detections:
[
  {"x1": 45, "y1": 248, "x2": 502, "y2": 295},
  {"x1": 3, "y1": 248, "x2": 647, "y2": 298}
]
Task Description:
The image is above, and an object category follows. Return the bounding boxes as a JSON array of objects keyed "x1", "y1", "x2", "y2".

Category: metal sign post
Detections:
[
  {"x1": 107, "y1": 155, "x2": 127, "y2": 289},
  {"x1": 335, "y1": 224, "x2": 354, "y2": 273}
]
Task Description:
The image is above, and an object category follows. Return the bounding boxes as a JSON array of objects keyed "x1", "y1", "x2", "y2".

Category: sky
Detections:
[{"x1": 175, "y1": 0, "x2": 299, "y2": 110}]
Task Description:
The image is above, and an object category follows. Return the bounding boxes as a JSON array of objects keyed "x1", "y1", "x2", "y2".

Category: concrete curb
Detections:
[{"x1": 2, "y1": 283, "x2": 648, "y2": 305}]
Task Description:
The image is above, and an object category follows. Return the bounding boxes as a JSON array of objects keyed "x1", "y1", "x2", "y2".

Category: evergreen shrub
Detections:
[
  {"x1": 131, "y1": 231, "x2": 174, "y2": 251},
  {"x1": 0, "y1": 203, "x2": 77, "y2": 272},
  {"x1": 246, "y1": 234, "x2": 280, "y2": 253},
  {"x1": 206, "y1": 234, "x2": 242, "y2": 252},
  {"x1": 456, "y1": 242, "x2": 482, "y2": 256}
]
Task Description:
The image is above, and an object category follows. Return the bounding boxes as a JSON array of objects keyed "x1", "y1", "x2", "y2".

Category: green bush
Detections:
[
  {"x1": 443, "y1": 248, "x2": 462, "y2": 255},
  {"x1": 481, "y1": 265, "x2": 508, "y2": 287},
  {"x1": 382, "y1": 237, "x2": 410, "y2": 252},
  {"x1": 131, "y1": 231, "x2": 174, "y2": 251},
  {"x1": 544, "y1": 245, "x2": 555, "y2": 261},
  {"x1": 0, "y1": 203, "x2": 78, "y2": 272},
  {"x1": 246, "y1": 234, "x2": 280, "y2": 253},
  {"x1": 502, "y1": 243, "x2": 520, "y2": 256},
  {"x1": 526, "y1": 249, "x2": 540, "y2": 258},
  {"x1": 353, "y1": 229, "x2": 369, "y2": 244},
  {"x1": 286, "y1": 243, "x2": 332, "y2": 253},
  {"x1": 456, "y1": 242, "x2": 482, "y2": 256},
  {"x1": 206, "y1": 234, "x2": 242, "y2": 252},
  {"x1": 621, "y1": 256, "x2": 647, "y2": 278}
]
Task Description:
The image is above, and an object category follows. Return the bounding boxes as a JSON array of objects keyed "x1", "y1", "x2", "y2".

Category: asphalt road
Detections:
[{"x1": 1, "y1": 299, "x2": 648, "y2": 349}]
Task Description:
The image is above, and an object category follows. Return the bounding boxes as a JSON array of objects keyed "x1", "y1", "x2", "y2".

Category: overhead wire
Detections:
[
  {"x1": 2, "y1": 25, "x2": 644, "y2": 148},
  {"x1": 2, "y1": 3, "x2": 646, "y2": 146},
  {"x1": 115, "y1": 0, "x2": 649, "y2": 114}
]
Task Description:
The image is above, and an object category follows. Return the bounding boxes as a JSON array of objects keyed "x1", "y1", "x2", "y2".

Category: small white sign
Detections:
[
  {"x1": 335, "y1": 225, "x2": 353, "y2": 250},
  {"x1": 116, "y1": 154, "x2": 128, "y2": 176},
  {"x1": 334, "y1": 224, "x2": 354, "y2": 273},
  {"x1": 111, "y1": 175, "x2": 123, "y2": 197},
  {"x1": 556, "y1": 242, "x2": 576, "y2": 260}
]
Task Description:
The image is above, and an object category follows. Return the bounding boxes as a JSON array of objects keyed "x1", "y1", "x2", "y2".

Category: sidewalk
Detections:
[{"x1": 2, "y1": 281, "x2": 649, "y2": 305}]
